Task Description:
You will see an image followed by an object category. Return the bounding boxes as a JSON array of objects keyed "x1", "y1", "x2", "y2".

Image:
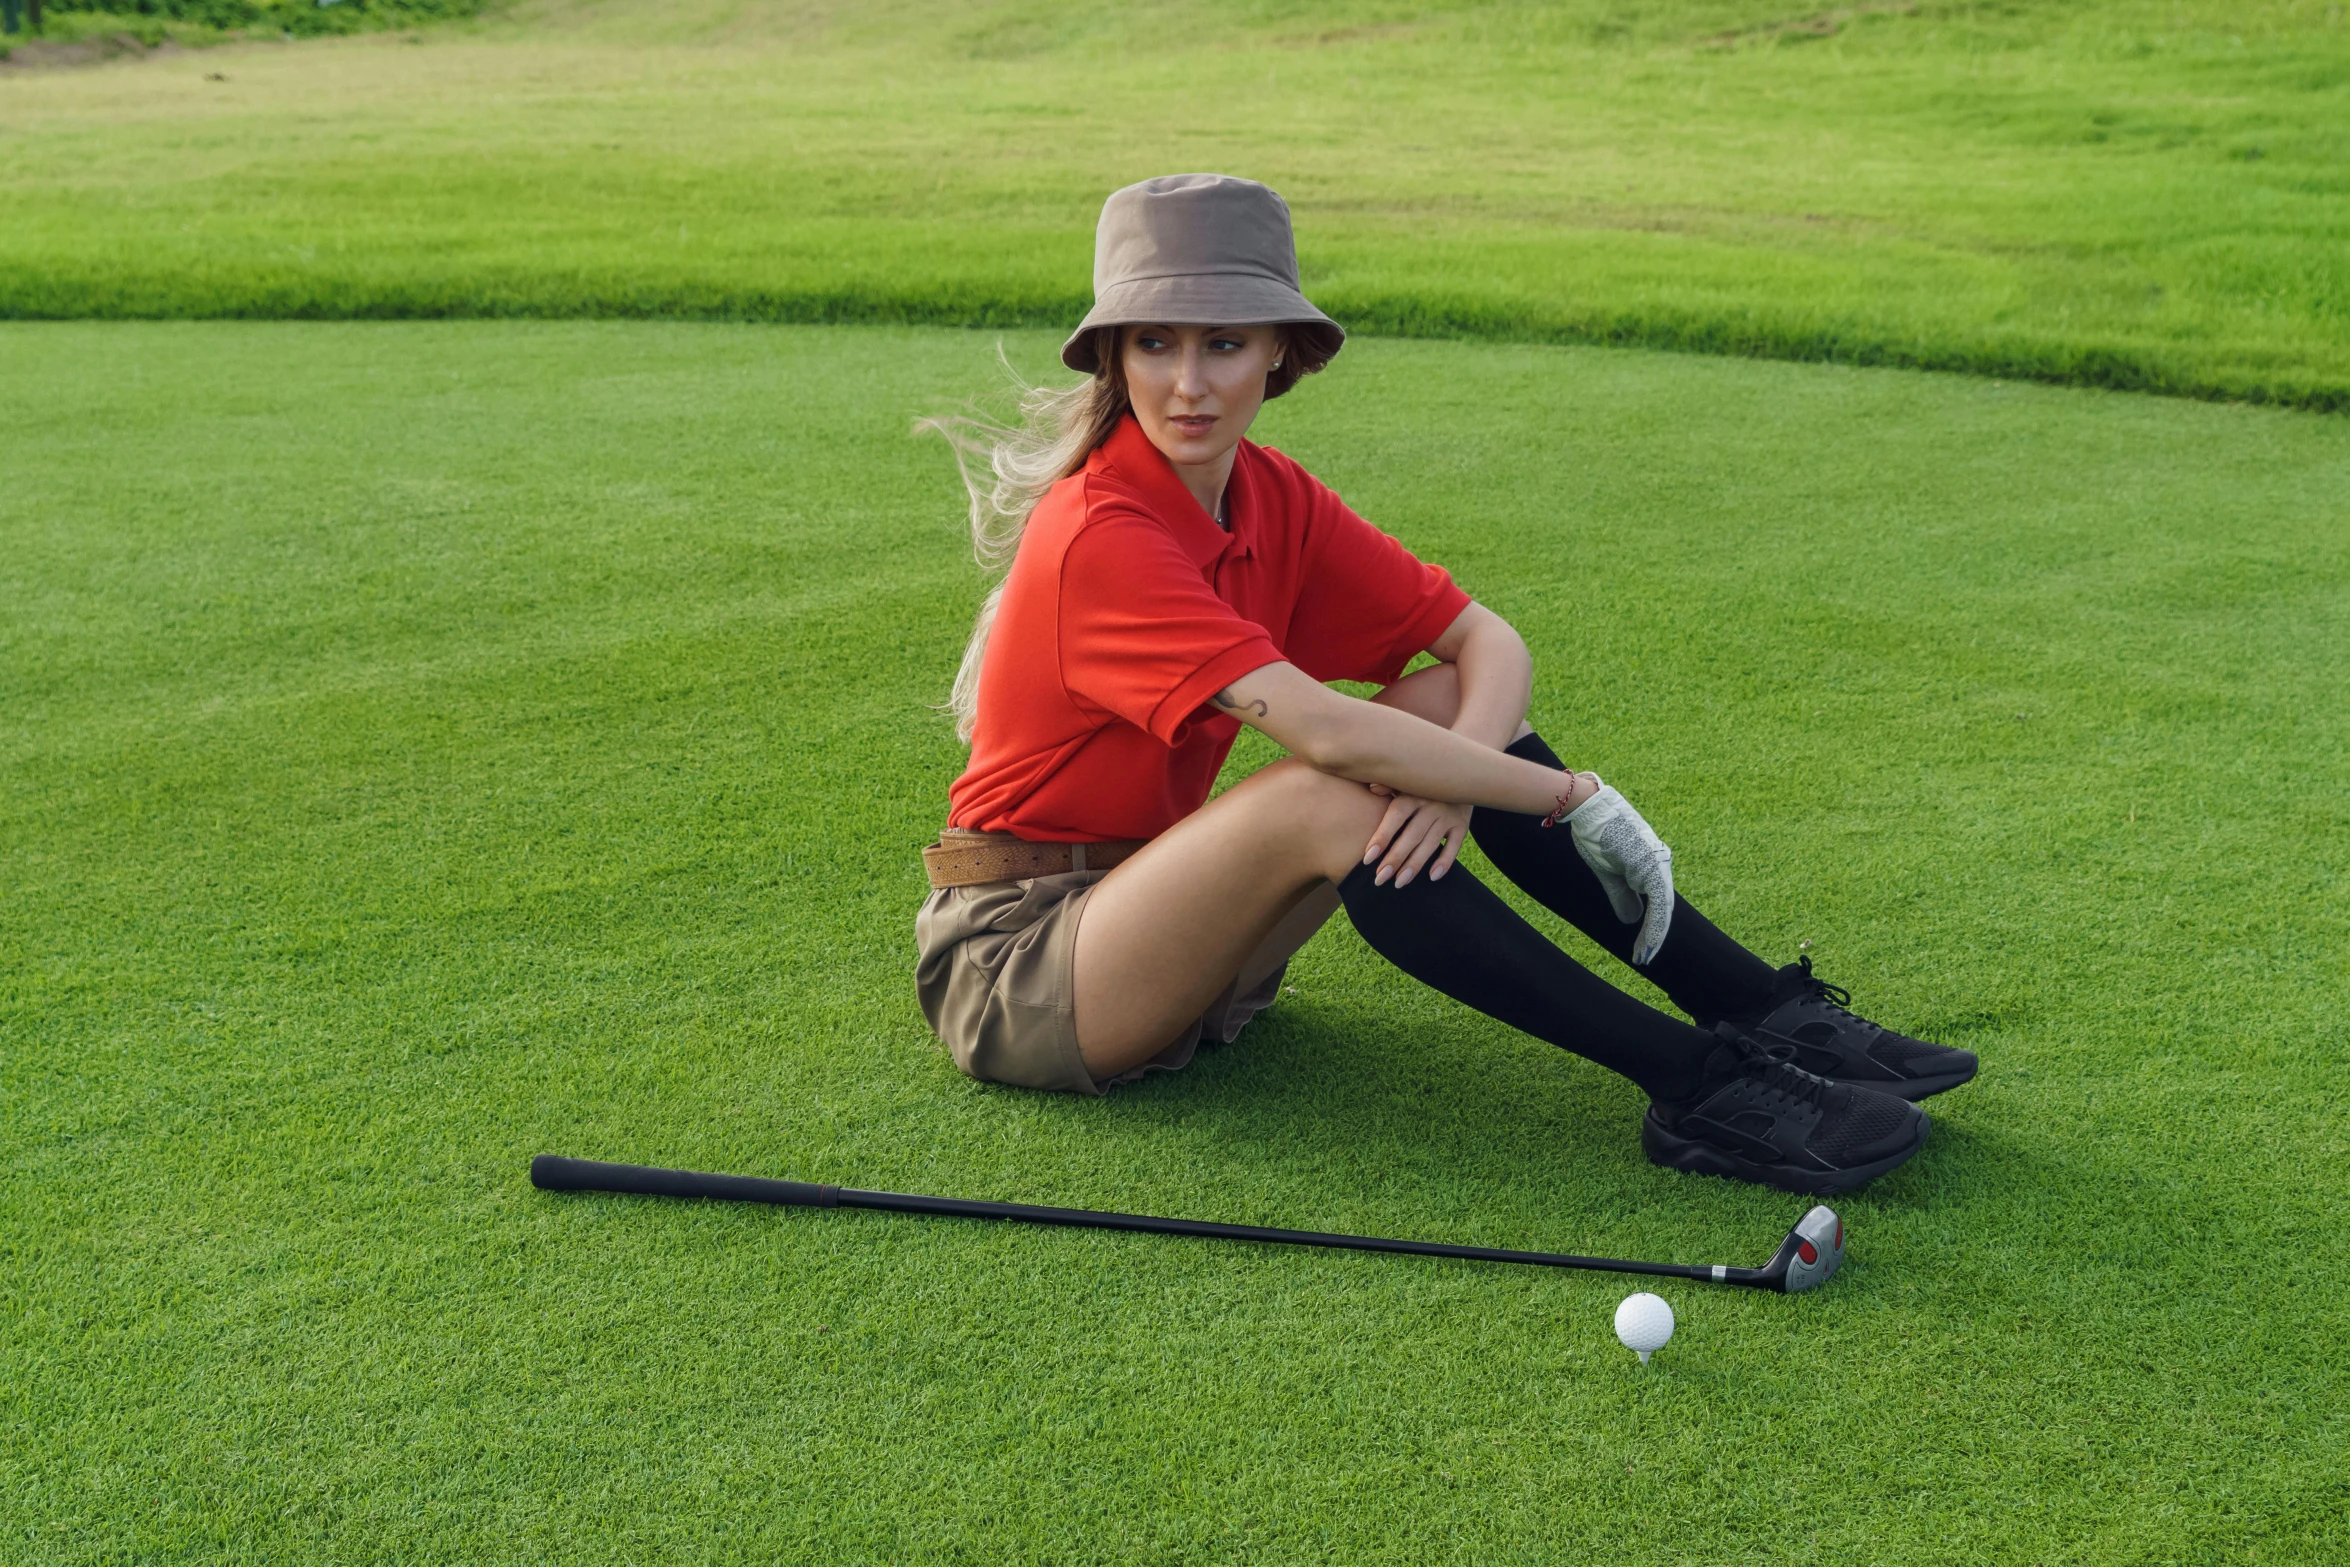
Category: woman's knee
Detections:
[
  {"x1": 1230, "y1": 758, "x2": 1386, "y2": 872},
  {"x1": 1372, "y1": 662, "x2": 1460, "y2": 726},
  {"x1": 1241, "y1": 755, "x2": 1377, "y2": 811},
  {"x1": 1374, "y1": 664, "x2": 1534, "y2": 744}
]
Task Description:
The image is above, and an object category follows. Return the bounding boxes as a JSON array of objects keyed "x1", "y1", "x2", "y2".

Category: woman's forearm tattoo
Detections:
[{"x1": 1214, "y1": 687, "x2": 1269, "y2": 718}]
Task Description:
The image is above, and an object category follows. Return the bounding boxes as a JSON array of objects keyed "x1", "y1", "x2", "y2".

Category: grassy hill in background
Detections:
[{"x1": 3, "y1": 0, "x2": 2348, "y2": 407}]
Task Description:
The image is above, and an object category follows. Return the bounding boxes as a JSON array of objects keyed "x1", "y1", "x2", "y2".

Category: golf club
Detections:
[{"x1": 530, "y1": 1155, "x2": 1848, "y2": 1293}]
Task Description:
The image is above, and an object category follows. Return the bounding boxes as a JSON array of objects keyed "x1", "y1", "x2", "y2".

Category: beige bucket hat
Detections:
[{"x1": 1060, "y1": 174, "x2": 1344, "y2": 386}]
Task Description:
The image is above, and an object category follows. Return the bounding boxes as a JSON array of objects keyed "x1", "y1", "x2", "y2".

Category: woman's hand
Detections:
[
  {"x1": 1561, "y1": 781, "x2": 1676, "y2": 965},
  {"x1": 1361, "y1": 790, "x2": 1474, "y2": 887}
]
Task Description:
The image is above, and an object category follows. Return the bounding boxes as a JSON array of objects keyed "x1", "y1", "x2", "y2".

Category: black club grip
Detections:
[{"x1": 529, "y1": 1155, "x2": 836, "y2": 1208}]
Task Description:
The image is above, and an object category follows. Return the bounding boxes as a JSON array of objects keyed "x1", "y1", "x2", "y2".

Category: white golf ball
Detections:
[{"x1": 1614, "y1": 1292, "x2": 1675, "y2": 1363}]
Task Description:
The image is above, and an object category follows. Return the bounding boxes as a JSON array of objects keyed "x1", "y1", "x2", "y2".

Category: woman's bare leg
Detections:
[
  {"x1": 1072, "y1": 760, "x2": 1389, "y2": 1077},
  {"x1": 1074, "y1": 666, "x2": 1515, "y2": 1078},
  {"x1": 1371, "y1": 660, "x2": 1531, "y2": 742},
  {"x1": 1222, "y1": 667, "x2": 1508, "y2": 988},
  {"x1": 1234, "y1": 880, "x2": 1342, "y2": 995}
]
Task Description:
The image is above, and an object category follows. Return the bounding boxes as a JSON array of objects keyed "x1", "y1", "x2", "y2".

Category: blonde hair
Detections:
[{"x1": 917, "y1": 328, "x2": 1128, "y2": 743}]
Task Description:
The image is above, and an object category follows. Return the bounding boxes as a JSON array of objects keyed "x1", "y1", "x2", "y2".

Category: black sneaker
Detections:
[
  {"x1": 1737, "y1": 956, "x2": 1977, "y2": 1102},
  {"x1": 1642, "y1": 1024, "x2": 1930, "y2": 1195}
]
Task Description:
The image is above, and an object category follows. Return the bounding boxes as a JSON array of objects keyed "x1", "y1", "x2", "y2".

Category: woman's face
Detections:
[{"x1": 1120, "y1": 323, "x2": 1282, "y2": 472}]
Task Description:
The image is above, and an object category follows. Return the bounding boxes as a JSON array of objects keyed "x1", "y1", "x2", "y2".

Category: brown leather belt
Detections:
[{"x1": 922, "y1": 827, "x2": 1149, "y2": 889}]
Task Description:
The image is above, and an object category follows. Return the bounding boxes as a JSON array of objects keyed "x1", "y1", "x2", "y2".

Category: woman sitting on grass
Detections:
[{"x1": 917, "y1": 174, "x2": 1973, "y2": 1194}]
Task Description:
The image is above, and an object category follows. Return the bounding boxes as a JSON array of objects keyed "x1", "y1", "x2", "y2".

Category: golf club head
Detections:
[{"x1": 1768, "y1": 1205, "x2": 1845, "y2": 1293}]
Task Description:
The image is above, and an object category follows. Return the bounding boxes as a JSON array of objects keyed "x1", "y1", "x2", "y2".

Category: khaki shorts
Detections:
[{"x1": 914, "y1": 870, "x2": 1286, "y2": 1095}]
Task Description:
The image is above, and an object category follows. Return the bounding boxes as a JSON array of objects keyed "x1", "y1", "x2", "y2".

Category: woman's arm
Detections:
[
  {"x1": 1422, "y1": 602, "x2": 1531, "y2": 751},
  {"x1": 1351, "y1": 601, "x2": 1536, "y2": 883},
  {"x1": 1212, "y1": 660, "x2": 1588, "y2": 819}
]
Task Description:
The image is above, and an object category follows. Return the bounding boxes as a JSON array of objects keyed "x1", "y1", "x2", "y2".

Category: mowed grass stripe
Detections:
[
  {"x1": 2, "y1": 322, "x2": 2345, "y2": 1561},
  {"x1": 3, "y1": 0, "x2": 2349, "y2": 408}
]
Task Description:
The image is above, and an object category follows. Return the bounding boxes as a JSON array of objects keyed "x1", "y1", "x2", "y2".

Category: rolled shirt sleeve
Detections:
[{"x1": 1058, "y1": 511, "x2": 1285, "y2": 746}]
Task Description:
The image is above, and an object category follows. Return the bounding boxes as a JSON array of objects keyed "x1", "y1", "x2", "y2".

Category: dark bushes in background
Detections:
[{"x1": 38, "y1": 0, "x2": 482, "y2": 36}]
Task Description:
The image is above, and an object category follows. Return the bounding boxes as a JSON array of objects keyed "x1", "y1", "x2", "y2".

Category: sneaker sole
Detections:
[
  {"x1": 1877, "y1": 1058, "x2": 1978, "y2": 1102},
  {"x1": 1640, "y1": 1106, "x2": 1931, "y2": 1196}
]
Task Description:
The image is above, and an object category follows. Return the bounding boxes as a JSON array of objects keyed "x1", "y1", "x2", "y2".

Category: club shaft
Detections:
[{"x1": 532, "y1": 1156, "x2": 1756, "y2": 1286}]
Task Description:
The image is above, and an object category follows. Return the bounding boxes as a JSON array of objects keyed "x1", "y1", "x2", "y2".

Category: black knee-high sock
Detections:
[
  {"x1": 1336, "y1": 861, "x2": 1714, "y2": 1102},
  {"x1": 1469, "y1": 732, "x2": 1782, "y2": 1026}
]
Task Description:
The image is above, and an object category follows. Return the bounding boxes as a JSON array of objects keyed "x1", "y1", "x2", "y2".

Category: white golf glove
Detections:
[{"x1": 1565, "y1": 779, "x2": 1675, "y2": 967}]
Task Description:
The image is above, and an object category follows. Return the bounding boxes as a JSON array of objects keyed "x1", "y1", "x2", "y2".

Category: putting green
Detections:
[{"x1": 4, "y1": 321, "x2": 2345, "y2": 1561}]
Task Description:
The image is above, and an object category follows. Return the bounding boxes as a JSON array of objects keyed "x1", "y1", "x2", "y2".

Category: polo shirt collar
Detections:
[{"x1": 1098, "y1": 415, "x2": 1254, "y2": 568}]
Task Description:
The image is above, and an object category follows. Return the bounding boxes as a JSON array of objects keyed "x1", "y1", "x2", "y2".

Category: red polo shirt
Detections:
[{"x1": 947, "y1": 415, "x2": 1470, "y2": 842}]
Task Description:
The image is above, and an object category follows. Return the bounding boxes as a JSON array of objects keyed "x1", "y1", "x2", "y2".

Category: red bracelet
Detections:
[{"x1": 1539, "y1": 774, "x2": 1586, "y2": 828}]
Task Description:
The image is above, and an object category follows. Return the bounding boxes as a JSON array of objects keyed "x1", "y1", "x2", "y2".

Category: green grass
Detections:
[
  {"x1": 4, "y1": 0, "x2": 2350, "y2": 408},
  {"x1": 5, "y1": 320, "x2": 2346, "y2": 1561}
]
